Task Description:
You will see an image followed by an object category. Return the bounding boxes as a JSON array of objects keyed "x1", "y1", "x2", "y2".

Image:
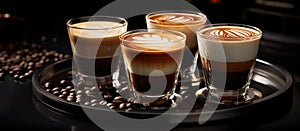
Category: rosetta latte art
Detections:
[
  {"x1": 203, "y1": 27, "x2": 258, "y2": 40},
  {"x1": 156, "y1": 15, "x2": 194, "y2": 23}
]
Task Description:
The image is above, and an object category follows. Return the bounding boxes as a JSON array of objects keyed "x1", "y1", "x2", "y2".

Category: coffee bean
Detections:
[
  {"x1": 126, "y1": 103, "x2": 134, "y2": 108},
  {"x1": 90, "y1": 99, "x2": 98, "y2": 104},
  {"x1": 46, "y1": 89, "x2": 51, "y2": 92},
  {"x1": 84, "y1": 102, "x2": 90, "y2": 106},
  {"x1": 119, "y1": 103, "x2": 126, "y2": 109},
  {"x1": 91, "y1": 103, "x2": 99, "y2": 107},
  {"x1": 0, "y1": 72, "x2": 5, "y2": 80},
  {"x1": 66, "y1": 86, "x2": 73, "y2": 90},
  {"x1": 62, "y1": 91, "x2": 68, "y2": 95},
  {"x1": 126, "y1": 108, "x2": 134, "y2": 112},
  {"x1": 52, "y1": 87, "x2": 61, "y2": 92},
  {"x1": 76, "y1": 90, "x2": 83, "y2": 95},
  {"x1": 18, "y1": 75, "x2": 26, "y2": 81},
  {"x1": 99, "y1": 100, "x2": 107, "y2": 106},
  {"x1": 58, "y1": 95, "x2": 65, "y2": 98},
  {"x1": 70, "y1": 89, "x2": 76, "y2": 93},
  {"x1": 53, "y1": 91, "x2": 60, "y2": 96},
  {"x1": 113, "y1": 96, "x2": 127, "y2": 104},
  {"x1": 59, "y1": 80, "x2": 68, "y2": 86}
]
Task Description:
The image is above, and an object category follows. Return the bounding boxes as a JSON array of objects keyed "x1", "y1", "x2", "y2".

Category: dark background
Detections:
[{"x1": 1, "y1": 0, "x2": 300, "y2": 130}]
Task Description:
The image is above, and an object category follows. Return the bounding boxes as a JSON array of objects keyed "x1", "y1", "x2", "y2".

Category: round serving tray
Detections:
[{"x1": 32, "y1": 58, "x2": 293, "y2": 124}]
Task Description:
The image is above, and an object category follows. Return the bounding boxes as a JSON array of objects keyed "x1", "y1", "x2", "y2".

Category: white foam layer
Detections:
[
  {"x1": 125, "y1": 32, "x2": 185, "y2": 51},
  {"x1": 197, "y1": 26, "x2": 261, "y2": 62},
  {"x1": 70, "y1": 21, "x2": 126, "y2": 38}
]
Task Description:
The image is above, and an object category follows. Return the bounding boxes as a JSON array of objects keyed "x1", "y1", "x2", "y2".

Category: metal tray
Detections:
[{"x1": 32, "y1": 58, "x2": 293, "y2": 124}]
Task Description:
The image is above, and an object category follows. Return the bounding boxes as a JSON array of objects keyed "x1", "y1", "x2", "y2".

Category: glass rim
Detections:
[
  {"x1": 119, "y1": 28, "x2": 187, "y2": 45},
  {"x1": 66, "y1": 16, "x2": 128, "y2": 30},
  {"x1": 145, "y1": 10, "x2": 207, "y2": 25},
  {"x1": 197, "y1": 23, "x2": 263, "y2": 41}
]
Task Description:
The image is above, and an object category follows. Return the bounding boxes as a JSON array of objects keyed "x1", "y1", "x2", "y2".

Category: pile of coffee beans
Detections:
[
  {"x1": 43, "y1": 77, "x2": 136, "y2": 112},
  {"x1": 0, "y1": 41, "x2": 70, "y2": 81}
]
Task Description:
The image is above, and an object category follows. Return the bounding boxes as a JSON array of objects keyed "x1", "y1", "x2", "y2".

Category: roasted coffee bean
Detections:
[
  {"x1": 76, "y1": 90, "x2": 83, "y2": 95},
  {"x1": 103, "y1": 94, "x2": 113, "y2": 101},
  {"x1": 91, "y1": 103, "x2": 99, "y2": 107},
  {"x1": 61, "y1": 91, "x2": 68, "y2": 95},
  {"x1": 113, "y1": 96, "x2": 127, "y2": 104},
  {"x1": 84, "y1": 102, "x2": 90, "y2": 106},
  {"x1": 44, "y1": 82, "x2": 51, "y2": 88},
  {"x1": 119, "y1": 103, "x2": 126, "y2": 109},
  {"x1": 46, "y1": 89, "x2": 51, "y2": 92},
  {"x1": 61, "y1": 88, "x2": 68, "y2": 92},
  {"x1": 67, "y1": 96, "x2": 75, "y2": 102},
  {"x1": 59, "y1": 80, "x2": 68, "y2": 86},
  {"x1": 69, "y1": 92, "x2": 75, "y2": 97},
  {"x1": 99, "y1": 100, "x2": 107, "y2": 106},
  {"x1": 126, "y1": 103, "x2": 134, "y2": 108},
  {"x1": 18, "y1": 75, "x2": 26, "y2": 81},
  {"x1": 66, "y1": 86, "x2": 73, "y2": 90},
  {"x1": 126, "y1": 108, "x2": 134, "y2": 112},
  {"x1": 52, "y1": 87, "x2": 61, "y2": 92},
  {"x1": 90, "y1": 99, "x2": 98, "y2": 104},
  {"x1": 53, "y1": 91, "x2": 60, "y2": 96},
  {"x1": 0, "y1": 72, "x2": 5, "y2": 80},
  {"x1": 70, "y1": 89, "x2": 76, "y2": 93},
  {"x1": 58, "y1": 95, "x2": 65, "y2": 98}
]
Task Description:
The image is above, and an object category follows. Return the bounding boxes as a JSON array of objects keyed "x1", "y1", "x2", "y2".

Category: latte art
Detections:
[
  {"x1": 132, "y1": 34, "x2": 172, "y2": 43},
  {"x1": 155, "y1": 15, "x2": 194, "y2": 23},
  {"x1": 148, "y1": 13, "x2": 204, "y2": 25},
  {"x1": 201, "y1": 26, "x2": 260, "y2": 41}
]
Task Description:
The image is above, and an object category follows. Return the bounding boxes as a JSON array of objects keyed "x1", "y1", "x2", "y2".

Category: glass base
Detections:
[{"x1": 196, "y1": 87, "x2": 263, "y2": 106}]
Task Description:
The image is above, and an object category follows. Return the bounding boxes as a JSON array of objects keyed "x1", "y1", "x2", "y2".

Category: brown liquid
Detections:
[
  {"x1": 200, "y1": 57, "x2": 255, "y2": 90},
  {"x1": 74, "y1": 55, "x2": 119, "y2": 77},
  {"x1": 130, "y1": 72, "x2": 177, "y2": 95}
]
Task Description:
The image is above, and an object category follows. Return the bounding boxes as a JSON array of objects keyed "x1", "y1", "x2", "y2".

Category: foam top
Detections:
[
  {"x1": 148, "y1": 13, "x2": 206, "y2": 25},
  {"x1": 122, "y1": 32, "x2": 185, "y2": 52},
  {"x1": 197, "y1": 26, "x2": 262, "y2": 62},
  {"x1": 70, "y1": 21, "x2": 126, "y2": 38},
  {"x1": 199, "y1": 26, "x2": 261, "y2": 41}
]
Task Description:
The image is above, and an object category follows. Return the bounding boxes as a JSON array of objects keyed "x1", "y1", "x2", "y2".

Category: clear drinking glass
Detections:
[
  {"x1": 67, "y1": 16, "x2": 127, "y2": 86},
  {"x1": 120, "y1": 29, "x2": 186, "y2": 107},
  {"x1": 197, "y1": 23, "x2": 262, "y2": 104}
]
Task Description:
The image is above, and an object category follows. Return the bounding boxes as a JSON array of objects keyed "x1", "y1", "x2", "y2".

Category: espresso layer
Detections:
[
  {"x1": 68, "y1": 21, "x2": 126, "y2": 58},
  {"x1": 200, "y1": 57, "x2": 255, "y2": 72},
  {"x1": 200, "y1": 58, "x2": 255, "y2": 90},
  {"x1": 131, "y1": 72, "x2": 177, "y2": 95}
]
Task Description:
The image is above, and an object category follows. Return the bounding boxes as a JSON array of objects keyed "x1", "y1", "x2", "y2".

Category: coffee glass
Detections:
[
  {"x1": 197, "y1": 23, "x2": 262, "y2": 103},
  {"x1": 67, "y1": 16, "x2": 127, "y2": 86},
  {"x1": 120, "y1": 29, "x2": 186, "y2": 107},
  {"x1": 146, "y1": 10, "x2": 207, "y2": 81}
]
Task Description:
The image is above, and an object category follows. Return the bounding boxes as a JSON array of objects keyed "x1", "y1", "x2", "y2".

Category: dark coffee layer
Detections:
[
  {"x1": 74, "y1": 54, "x2": 119, "y2": 77},
  {"x1": 200, "y1": 57, "x2": 255, "y2": 72},
  {"x1": 130, "y1": 72, "x2": 177, "y2": 95},
  {"x1": 200, "y1": 57, "x2": 255, "y2": 90}
]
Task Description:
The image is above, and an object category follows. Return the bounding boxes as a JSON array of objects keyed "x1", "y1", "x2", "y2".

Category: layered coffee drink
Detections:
[
  {"x1": 120, "y1": 29, "x2": 185, "y2": 103},
  {"x1": 67, "y1": 16, "x2": 127, "y2": 85},
  {"x1": 146, "y1": 11, "x2": 207, "y2": 69},
  {"x1": 197, "y1": 24, "x2": 262, "y2": 98}
]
